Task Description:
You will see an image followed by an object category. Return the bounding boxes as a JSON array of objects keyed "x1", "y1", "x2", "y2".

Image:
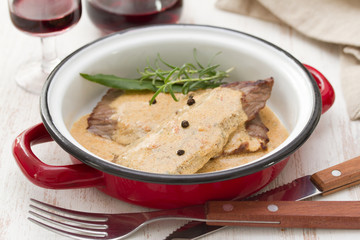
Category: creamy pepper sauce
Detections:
[{"x1": 70, "y1": 91, "x2": 288, "y2": 174}]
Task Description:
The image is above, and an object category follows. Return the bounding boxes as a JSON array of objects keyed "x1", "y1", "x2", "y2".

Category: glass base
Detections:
[{"x1": 14, "y1": 59, "x2": 60, "y2": 95}]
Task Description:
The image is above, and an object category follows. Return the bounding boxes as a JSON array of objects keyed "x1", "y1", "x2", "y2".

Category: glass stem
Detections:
[{"x1": 41, "y1": 37, "x2": 59, "y2": 74}]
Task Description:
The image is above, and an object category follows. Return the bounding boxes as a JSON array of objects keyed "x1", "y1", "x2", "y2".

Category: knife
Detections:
[{"x1": 165, "y1": 156, "x2": 360, "y2": 240}]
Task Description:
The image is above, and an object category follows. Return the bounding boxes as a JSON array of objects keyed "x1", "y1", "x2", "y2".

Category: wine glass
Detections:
[{"x1": 8, "y1": 0, "x2": 82, "y2": 94}]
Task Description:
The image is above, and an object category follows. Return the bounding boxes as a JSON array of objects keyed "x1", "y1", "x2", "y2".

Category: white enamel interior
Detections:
[{"x1": 44, "y1": 25, "x2": 316, "y2": 171}]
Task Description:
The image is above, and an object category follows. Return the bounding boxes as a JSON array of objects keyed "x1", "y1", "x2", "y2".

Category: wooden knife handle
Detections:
[
  {"x1": 310, "y1": 156, "x2": 360, "y2": 195},
  {"x1": 206, "y1": 201, "x2": 360, "y2": 229}
]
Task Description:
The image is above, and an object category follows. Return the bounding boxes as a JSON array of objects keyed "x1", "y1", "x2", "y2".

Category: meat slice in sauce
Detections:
[
  {"x1": 219, "y1": 78, "x2": 273, "y2": 154},
  {"x1": 87, "y1": 78, "x2": 274, "y2": 155},
  {"x1": 87, "y1": 89, "x2": 120, "y2": 140},
  {"x1": 221, "y1": 114, "x2": 269, "y2": 155},
  {"x1": 114, "y1": 87, "x2": 247, "y2": 174},
  {"x1": 197, "y1": 106, "x2": 288, "y2": 173},
  {"x1": 87, "y1": 89, "x2": 208, "y2": 145},
  {"x1": 222, "y1": 79, "x2": 274, "y2": 120}
]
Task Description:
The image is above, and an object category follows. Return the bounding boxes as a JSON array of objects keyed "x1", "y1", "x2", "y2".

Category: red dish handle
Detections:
[
  {"x1": 303, "y1": 64, "x2": 335, "y2": 114},
  {"x1": 12, "y1": 123, "x2": 104, "y2": 189}
]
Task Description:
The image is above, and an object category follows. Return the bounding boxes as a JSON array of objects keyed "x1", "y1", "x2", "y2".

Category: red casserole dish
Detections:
[{"x1": 13, "y1": 25, "x2": 335, "y2": 209}]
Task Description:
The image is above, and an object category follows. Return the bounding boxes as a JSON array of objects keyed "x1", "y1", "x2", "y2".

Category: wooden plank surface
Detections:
[{"x1": 1, "y1": 0, "x2": 360, "y2": 239}]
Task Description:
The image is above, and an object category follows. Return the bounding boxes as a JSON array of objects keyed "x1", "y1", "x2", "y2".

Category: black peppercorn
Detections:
[
  {"x1": 187, "y1": 98, "x2": 195, "y2": 106},
  {"x1": 181, "y1": 120, "x2": 189, "y2": 128},
  {"x1": 150, "y1": 98, "x2": 157, "y2": 104},
  {"x1": 177, "y1": 149, "x2": 185, "y2": 156}
]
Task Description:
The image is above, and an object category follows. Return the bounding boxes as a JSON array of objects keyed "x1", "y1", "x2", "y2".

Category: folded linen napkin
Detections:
[{"x1": 216, "y1": 0, "x2": 360, "y2": 120}]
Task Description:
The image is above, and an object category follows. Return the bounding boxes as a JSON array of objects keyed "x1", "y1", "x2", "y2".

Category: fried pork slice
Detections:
[
  {"x1": 87, "y1": 78, "x2": 273, "y2": 154},
  {"x1": 87, "y1": 89, "x2": 120, "y2": 140},
  {"x1": 87, "y1": 89, "x2": 208, "y2": 145},
  {"x1": 220, "y1": 78, "x2": 273, "y2": 154},
  {"x1": 114, "y1": 87, "x2": 248, "y2": 174},
  {"x1": 223, "y1": 78, "x2": 274, "y2": 119},
  {"x1": 222, "y1": 114, "x2": 269, "y2": 155},
  {"x1": 197, "y1": 106, "x2": 288, "y2": 173}
]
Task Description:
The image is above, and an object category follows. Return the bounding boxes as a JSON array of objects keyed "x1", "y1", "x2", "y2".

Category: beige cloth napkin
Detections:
[{"x1": 216, "y1": 0, "x2": 360, "y2": 120}]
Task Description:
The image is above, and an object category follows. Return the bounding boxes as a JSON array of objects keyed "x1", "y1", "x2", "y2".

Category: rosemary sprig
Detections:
[{"x1": 80, "y1": 49, "x2": 233, "y2": 104}]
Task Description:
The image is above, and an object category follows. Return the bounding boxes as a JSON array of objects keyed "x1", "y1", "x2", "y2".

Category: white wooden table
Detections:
[{"x1": 1, "y1": 0, "x2": 360, "y2": 239}]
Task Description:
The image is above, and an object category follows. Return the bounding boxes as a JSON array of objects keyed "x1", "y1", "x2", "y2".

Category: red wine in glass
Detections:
[
  {"x1": 86, "y1": 0, "x2": 182, "y2": 34},
  {"x1": 10, "y1": 0, "x2": 82, "y2": 37},
  {"x1": 8, "y1": 0, "x2": 82, "y2": 94}
]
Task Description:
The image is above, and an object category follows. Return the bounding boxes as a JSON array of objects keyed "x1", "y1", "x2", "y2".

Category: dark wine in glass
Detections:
[
  {"x1": 8, "y1": 0, "x2": 82, "y2": 94},
  {"x1": 86, "y1": 0, "x2": 182, "y2": 34}
]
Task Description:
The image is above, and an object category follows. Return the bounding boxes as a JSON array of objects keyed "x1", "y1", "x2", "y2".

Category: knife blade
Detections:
[{"x1": 165, "y1": 155, "x2": 360, "y2": 240}]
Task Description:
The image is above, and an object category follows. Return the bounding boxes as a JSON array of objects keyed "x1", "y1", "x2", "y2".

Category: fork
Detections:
[
  {"x1": 28, "y1": 198, "x2": 208, "y2": 240},
  {"x1": 28, "y1": 199, "x2": 360, "y2": 240}
]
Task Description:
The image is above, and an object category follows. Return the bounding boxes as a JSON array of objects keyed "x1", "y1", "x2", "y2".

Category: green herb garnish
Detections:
[{"x1": 80, "y1": 49, "x2": 233, "y2": 105}]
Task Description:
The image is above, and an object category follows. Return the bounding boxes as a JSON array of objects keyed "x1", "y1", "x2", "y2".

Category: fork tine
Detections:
[
  {"x1": 29, "y1": 209, "x2": 108, "y2": 230},
  {"x1": 29, "y1": 204, "x2": 108, "y2": 230},
  {"x1": 28, "y1": 211, "x2": 107, "y2": 235},
  {"x1": 28, "y1": 217, "x2": 106, "y2": 240},
  {"x1": 30, "y1": 198, "x2": 108, "y2": 222}
]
